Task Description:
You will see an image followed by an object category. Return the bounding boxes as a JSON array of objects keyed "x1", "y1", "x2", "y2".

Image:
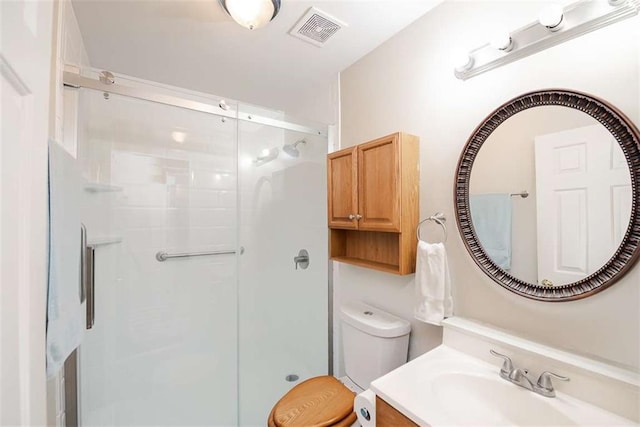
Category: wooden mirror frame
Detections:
[{"x1": 455, "y1": 89, "x2": 640, "y2": 301}]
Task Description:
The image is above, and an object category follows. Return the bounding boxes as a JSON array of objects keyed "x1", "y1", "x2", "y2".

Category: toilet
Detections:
[{"x1": 268, "y1": 302, "x2": 411, "y2": 427}]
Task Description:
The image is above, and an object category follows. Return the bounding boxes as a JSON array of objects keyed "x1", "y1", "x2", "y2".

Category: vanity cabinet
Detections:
[
  {"x1": 327, "y1": 132, "x2": 419, "y2": 275},
  {"x1": 376, "y1": 396, "x2": 418, "y2": 426}
]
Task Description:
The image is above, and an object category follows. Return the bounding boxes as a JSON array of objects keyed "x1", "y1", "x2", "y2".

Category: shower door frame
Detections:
[
  {"x1": 62, "y1": 71, "x2": 328, "y2": 137},
  {"x1": 62, "y1": 66, "x2": 334, "y2": 425}
]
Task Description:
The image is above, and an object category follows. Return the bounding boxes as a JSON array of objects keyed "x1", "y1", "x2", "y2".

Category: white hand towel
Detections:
[
  {"x1": 414, "y1": 241, "x2": 453, "y2": 325},
  {"x1": 46, "y1": 140, "x2": 84, "y2": 377}
]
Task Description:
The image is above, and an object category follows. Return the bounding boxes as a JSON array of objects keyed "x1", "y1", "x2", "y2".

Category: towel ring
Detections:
[{"x1": 416, "y1": 212, "x2": 447, "y2": 243}]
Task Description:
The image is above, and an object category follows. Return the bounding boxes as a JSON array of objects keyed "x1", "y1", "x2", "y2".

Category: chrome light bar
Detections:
[{"x1": 454, "y1": 0, "x2": 640, "y2": 80}]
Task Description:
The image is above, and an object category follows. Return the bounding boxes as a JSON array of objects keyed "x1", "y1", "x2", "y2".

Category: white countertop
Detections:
[{"x1": 370, "y1": 345, "x2": 636, "y2": 426}]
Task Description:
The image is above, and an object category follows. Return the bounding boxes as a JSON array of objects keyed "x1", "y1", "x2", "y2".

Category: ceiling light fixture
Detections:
[{"x1": 220, "y1": 0, "x2": 281, "y2": 30}]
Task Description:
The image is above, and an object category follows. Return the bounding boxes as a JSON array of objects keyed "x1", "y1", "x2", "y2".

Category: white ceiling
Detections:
[{"x1": 72, "y1": 0, "x2": 443, "y2": 122}]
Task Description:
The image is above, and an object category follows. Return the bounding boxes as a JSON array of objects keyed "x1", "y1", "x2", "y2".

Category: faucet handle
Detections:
[
  {"x1": 489, "y1": 349, "x2": 513, "y2": 376},
  {"x1": 536, "y1": 371, "x2": 570, "y2": 391}
]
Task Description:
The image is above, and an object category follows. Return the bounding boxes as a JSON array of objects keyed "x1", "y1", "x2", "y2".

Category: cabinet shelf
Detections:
[
  {"x1": 330, "y1": 256, "x2": 401, "y2": 275},
  {"x1": 87, "y1": 236, "x2": 122, "y2": 247},
  {"x1": 84, "y1": 183, "x2": 123, "y2": 193}
]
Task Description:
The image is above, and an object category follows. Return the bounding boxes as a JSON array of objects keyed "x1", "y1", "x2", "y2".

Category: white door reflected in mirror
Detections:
[{"x1": 535, "y1": 124, "x2": 632, "y2": 286}]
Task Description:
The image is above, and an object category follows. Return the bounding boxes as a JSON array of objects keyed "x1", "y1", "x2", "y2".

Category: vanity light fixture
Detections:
[
  {"x1": 454, "y1": 0, "x2": 640, "y2": 80},
  {"x1": 220, "y1": 0, "x2": 281, "y2": 30}
]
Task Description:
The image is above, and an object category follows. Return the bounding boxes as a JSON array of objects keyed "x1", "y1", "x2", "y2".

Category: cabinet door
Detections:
[
  {"x1": 376, "y1": 397, "x2": 419, "y2": 427},
  {"x1": 327, "y1": 147, "x2": 358, "y2": 229},
  {"x1": 357, "y1": 134, "x2": 401, "y2": 231}
]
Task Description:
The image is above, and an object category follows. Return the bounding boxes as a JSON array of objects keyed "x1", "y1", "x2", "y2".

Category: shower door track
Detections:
[{"x1": 63, "y1": 70, "x2": 328, "y2": 137}]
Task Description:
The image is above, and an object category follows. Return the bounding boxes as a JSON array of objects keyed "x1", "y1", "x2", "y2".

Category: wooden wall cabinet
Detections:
[{"x1": 327, "y1": 132, "x2": 419, "y2": 275}]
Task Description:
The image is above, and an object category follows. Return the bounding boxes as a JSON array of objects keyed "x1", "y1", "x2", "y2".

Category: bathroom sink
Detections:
[
  {"x1": 370, "y1": 346, "x2": 635, "y2": 426},
  {"x1": 430, "y1": 372, "x2": 575, "y2": 426}
]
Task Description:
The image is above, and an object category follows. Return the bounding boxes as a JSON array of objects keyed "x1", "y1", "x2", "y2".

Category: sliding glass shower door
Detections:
[
  {"x1": 237, "y1": 105, "x2": 328, "y2": 425},
  {"x1": 76, "y1": 88, "x2": 239, "y2": 426},
  {"x1": 70, "y1": 70, "x2": 329, "y2": 426}
]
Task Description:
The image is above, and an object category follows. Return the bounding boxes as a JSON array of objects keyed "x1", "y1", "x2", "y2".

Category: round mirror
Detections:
[{"x1": 455, "y1": 89, "x2": 640, "y2": 301}]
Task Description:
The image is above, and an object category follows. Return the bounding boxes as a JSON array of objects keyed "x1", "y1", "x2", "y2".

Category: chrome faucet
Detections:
[
  {"x1": 490, "y1": 350, "x2": 569, "y2": 397},
  {"x1": 508, "y1": 367, "x2": 535, "y2": 389}
]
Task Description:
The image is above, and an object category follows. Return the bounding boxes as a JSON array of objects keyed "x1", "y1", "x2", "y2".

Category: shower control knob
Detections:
[
  {"x1": 348, "y1": 214, "x2": 356, "y2": 220},
  {"x1": 293, "y1": 249, "x2": 309, "y2": 270}
]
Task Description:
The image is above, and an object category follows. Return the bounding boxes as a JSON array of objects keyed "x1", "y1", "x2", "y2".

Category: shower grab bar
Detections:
[{"x1": 155, "y1": 250, "x2": 236, "y2": 262}]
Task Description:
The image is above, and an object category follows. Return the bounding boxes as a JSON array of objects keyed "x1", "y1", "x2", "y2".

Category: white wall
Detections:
[
  {"x1": 337, "y1": 0, "x2": 640, "y2": 374},
  {"x1": 1, "y1": 0, "x2": 53, "y2": 425}
]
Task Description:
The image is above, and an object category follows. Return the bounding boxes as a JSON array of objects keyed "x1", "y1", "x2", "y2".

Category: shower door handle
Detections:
[
  {"x1": 80, "y1": 224, "x2": 87, "y2": 303},
  {"x1": 85, "y1": 246, "x2": 96, "y2": 329}
]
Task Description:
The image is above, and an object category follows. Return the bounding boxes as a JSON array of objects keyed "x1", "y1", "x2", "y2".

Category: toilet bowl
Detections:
[{"x1": 267, "y1": 302, "x2": 410, "y2": 427}]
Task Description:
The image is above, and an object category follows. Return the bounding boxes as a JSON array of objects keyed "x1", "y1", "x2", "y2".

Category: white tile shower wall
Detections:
[{"x1": 338, "y1": 1, "x2": 640, "y2": 376}]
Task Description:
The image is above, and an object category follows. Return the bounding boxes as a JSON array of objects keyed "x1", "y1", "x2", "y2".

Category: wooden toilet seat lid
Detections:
[{"x1": 269, "y1": 376, "x2": 355, "y2": 427}]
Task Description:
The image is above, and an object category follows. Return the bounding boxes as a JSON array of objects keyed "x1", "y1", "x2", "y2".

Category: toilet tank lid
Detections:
[{"x1": 340, "y1": 302, "x2": 410, "y2": 338}]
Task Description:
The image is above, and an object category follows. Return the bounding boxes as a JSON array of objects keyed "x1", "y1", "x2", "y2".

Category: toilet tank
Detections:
[{"x1": 340, "y1": 302, "x2": 411, "y2": 390}]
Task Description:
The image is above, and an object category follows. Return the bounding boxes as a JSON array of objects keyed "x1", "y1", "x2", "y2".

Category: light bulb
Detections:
[
  {"x1": 224, "y1": 0, "x2": 276, "y2": 30},
  {"x1": 453, "y1": 49, "x2": 474, "y2": 73},
  {"x1": 538, "y1": 4, "x2": 564, "y2": 31},
  {"x1": 489, "y1": 30, "x2": 513, "y2": 52}
]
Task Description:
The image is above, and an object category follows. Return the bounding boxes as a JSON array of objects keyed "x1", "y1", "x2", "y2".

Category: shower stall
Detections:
[{"x1": 64, "y1": 69, "x2": 329, "y2": 426}]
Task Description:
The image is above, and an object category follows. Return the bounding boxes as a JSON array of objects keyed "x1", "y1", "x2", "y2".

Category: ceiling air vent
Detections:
[{"x1": 289, "y1": 7, "x2": 347, "y2": 47}]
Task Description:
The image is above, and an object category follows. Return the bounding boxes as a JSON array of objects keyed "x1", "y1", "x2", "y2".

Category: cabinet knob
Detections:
[
  {"x1": 355, "y1": 214, "x2": 362, "y2": 220},
  {"x1": 348, "y1": 214, "x2": 356, "y2": 220}
]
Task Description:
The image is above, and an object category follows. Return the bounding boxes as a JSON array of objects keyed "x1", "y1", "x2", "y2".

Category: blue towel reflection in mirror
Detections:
[{"x1": 470, "y1": 193, "x2": 512, "y2": 271}]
